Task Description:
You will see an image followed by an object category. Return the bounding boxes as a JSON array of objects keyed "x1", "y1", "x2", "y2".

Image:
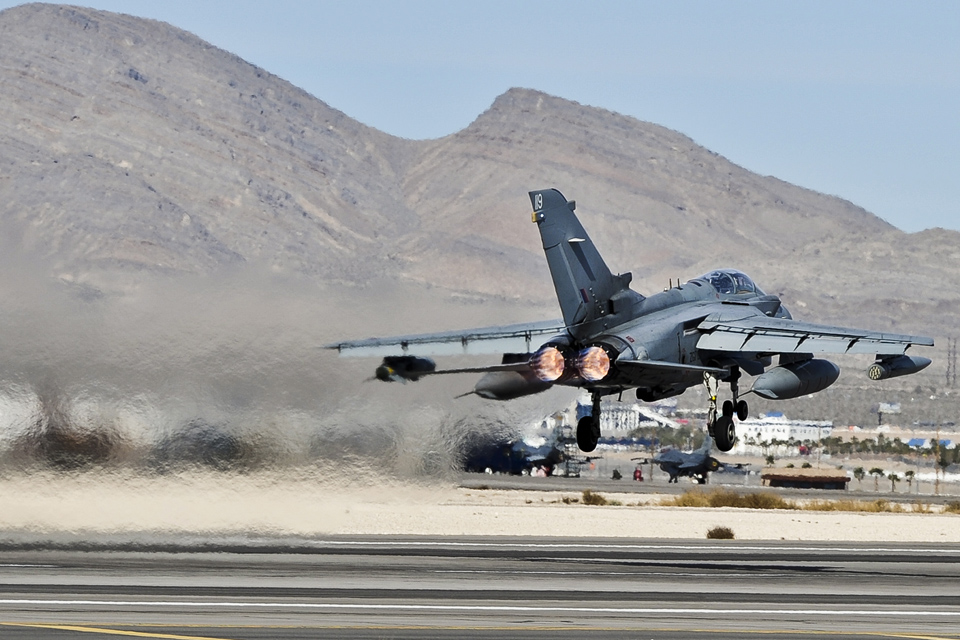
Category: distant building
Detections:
[
  {"x1": 575, "y1": 394, "x2": 680, "y2": 432},
  {"x1": 761, "y1": 467, "x2": 850, "y2": 490},
  {"x1": 738, "y1": 412, "x2": 832, "y2": 443},
  {"x1": 907, "y1": 438, "x2": 953, "y2": 449},
  {"x1": 734, "y1": 412, "x2": 832, "y2": 457}
]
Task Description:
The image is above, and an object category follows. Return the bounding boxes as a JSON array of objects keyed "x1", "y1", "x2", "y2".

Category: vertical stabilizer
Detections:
[
  {"x1": 529, "y1": 189, "x2": 642, "y2": 329},
  {"x1": 696, "y1": 436, "x2": 712, "y2": 455}
]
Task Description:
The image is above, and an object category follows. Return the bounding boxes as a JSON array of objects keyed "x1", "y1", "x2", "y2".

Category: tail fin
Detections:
[
  {"x1": 696, "y1": 436, "x2": 713, "y2": 455},
  {"x1": 529, "y1": 189, "x2": 643, "y2": 329}
]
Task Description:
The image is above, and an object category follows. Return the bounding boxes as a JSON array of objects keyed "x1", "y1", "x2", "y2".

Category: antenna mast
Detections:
[{"x1": 947, "y1": 337, "x2": 957, "y2": 388}]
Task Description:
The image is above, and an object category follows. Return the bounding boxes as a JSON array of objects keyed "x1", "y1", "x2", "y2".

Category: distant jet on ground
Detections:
[
  {"x1": 653, "y1": 438, "x2": 721, "y2": 484},
  {"x1": 328, "y1": 189, "x2": 933, "y2": 453},
  {"x1": 462, "y1": 433, "x2": 562, "y2": 476}
]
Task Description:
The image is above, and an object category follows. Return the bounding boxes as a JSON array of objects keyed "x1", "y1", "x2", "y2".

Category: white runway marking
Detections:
[
  {"x1": 309, "y1": 540, "x2": 960, "y2": 554},
  {"x1": 2, "y1": 600, "x2": 959, "y2": 617},
  {"x1": 431, "y1": 570, "x2": 796, "y2": 578}
]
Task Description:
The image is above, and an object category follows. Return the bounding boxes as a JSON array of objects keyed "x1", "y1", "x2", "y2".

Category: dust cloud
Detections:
[{"x1": 0, "y1": 243, "x2": 565, "y2": 521}]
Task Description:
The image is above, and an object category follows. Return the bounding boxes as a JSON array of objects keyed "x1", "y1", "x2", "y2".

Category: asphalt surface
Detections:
[{"x1": 1, "y1": 536, "x2": 959, "y2": 639}]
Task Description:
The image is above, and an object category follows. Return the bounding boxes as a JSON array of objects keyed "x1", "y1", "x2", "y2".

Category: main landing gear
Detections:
[
  {"x1": 576, "y1": 391, "x2": 602, "y2": 452},
  {"x1": 705, "y1": 367, "x2": 748, "y2": 452}
]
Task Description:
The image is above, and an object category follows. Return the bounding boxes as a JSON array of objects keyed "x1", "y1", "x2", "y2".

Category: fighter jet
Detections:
[
  {"x1": 462, "y1": 432, "x2": 564, "y2": 476},
  {"x1": 653, "y1": 438, "x2": 721, "y2": 484},
  {"x1": 328, "y1": 189, "x2": 933, "y2": 454}
]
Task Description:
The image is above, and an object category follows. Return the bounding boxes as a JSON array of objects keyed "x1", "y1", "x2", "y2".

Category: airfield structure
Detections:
[
  {"x1": 575, "y1": 395, "x2": 681, "y2": 433},
  {"x1": 761, "y1": 467, "x2": 850, "y2": 490}
]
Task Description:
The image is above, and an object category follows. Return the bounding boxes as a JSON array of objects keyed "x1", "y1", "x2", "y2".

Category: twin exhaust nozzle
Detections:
[
  {"x1": 529, "y1": 349, "x2": 930, "y2": 388},
  {"x1": 529, "y1": 345, "x2": 611, "y2": 383}
]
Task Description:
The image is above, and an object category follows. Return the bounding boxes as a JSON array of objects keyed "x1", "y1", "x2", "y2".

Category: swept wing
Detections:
[
  {"x1": 697, "y1": 314, "x2": 933, "y2": 356},
  {"x1": 326, "y1": 319, "x2": 566, "y2": 358}
]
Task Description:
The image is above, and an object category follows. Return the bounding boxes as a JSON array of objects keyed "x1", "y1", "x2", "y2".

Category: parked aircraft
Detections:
[
  {"x1": 462, "y1": 432, "x2": 562, "y2": 475},
  {"x1": 653, "y1": 438, "x2": 721, "y2": 484},
  {"x1": 328, "y1": 189, "x2": 933, "y2": 453}
]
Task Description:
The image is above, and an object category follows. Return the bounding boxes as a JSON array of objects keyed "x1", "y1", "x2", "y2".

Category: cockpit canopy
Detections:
[{"x1": 694, "y1": 269, "x2": 764, "y2": 296}]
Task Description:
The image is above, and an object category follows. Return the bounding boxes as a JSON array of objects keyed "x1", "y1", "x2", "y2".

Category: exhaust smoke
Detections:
[
  {"x1": 0, "y1": 249, "x2": 559, "y2": 463},
  {"x1": 0, "y1": 242, "x2": 569, "y2": 535}
]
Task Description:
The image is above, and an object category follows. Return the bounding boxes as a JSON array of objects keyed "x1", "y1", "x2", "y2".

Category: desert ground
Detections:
[{"x1": 1, "y1": 471, "x2": 958, "y2": 544}]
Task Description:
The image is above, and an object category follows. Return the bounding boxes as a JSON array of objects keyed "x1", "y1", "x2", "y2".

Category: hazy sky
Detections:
[{"x1": 3, "y1": 1, "x2": 958, "y2": 232}]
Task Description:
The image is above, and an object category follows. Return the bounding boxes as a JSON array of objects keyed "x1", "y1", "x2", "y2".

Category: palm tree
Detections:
[
  {"x1": 853, "y1": 466, "x2": 865, "y2": 490},
  {"x1": 904, "y1": 470, "x2": 915, "y2": 492},
  {"x1": 869, "y1": 467, "x2": 885, "y2": 492},
  {"x1": 888, "y1": 473, "x2": 900, "y2": 493}
]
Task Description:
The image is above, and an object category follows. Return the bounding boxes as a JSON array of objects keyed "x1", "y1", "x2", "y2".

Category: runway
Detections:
[{"x1": 1, "y1": 537, "x2": 959, "y2": 639}]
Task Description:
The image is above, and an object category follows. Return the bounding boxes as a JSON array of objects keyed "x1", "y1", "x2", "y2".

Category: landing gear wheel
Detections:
[
  {"x1": 713, "y1": 415, "x2": 736, "y2": 452},
  {"x1": 721, "y1": 399, "x2": 734, "y2": 418},
  {"x1": 577, "y1": 416, "x2": 600, "y2": 453},
  {"x1": 736, "y1": 399, "x2": 749, "y2": 421}
]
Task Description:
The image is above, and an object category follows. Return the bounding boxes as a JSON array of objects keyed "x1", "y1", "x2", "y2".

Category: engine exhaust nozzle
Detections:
[
  {"x1": 529, "y1": 346, "x2": 566, "y2": 382},
  {"x1": 577, "y1": 346, "x2": 611, "y2": 382}
]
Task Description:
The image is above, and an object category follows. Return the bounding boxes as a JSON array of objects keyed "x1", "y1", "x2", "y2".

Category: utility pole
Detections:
[
  {"x1": 935, "y1": 423, "x2": 942, "y2": 496},
  {"x1": 817, "y1": 424, "x2": 822, "y2": 469},
  {"x1": 947, "y1": 337, "x2": 957, "y2": 388}
]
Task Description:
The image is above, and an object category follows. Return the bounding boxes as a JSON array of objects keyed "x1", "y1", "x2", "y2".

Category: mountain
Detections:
[
  {"x1": 0, "y1": 3, "x2": 425, "y2": 282},
  {"x1": 2, "y1": 2, "x2": 958, "y2": 350}
]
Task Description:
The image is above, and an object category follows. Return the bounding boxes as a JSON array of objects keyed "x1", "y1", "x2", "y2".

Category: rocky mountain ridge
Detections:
[{"x1": 1, "y1": 2, "x2": 957, "y2": 352}]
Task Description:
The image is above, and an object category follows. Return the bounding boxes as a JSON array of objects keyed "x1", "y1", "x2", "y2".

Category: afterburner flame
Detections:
[
  {"x1": 529, "y1": 346, "x2": 565, "y2": 382},
  {"x1": 578, "y1": 346, "x2": 611, "y2": 382}
]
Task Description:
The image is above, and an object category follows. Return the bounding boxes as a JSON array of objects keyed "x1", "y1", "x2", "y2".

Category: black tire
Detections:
[
  {"x1": 577, "y1": 416, "x2": 598, "y2": 452},
  {"x1": 736, "y1": 399, "x2": 749, "y2": 421},
  {"x1": 721, "y1": 399, "x2": 734, "y2": 418},
  {"x1": 713, "y1": 415, "x2": 736, "y2": 452}
]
